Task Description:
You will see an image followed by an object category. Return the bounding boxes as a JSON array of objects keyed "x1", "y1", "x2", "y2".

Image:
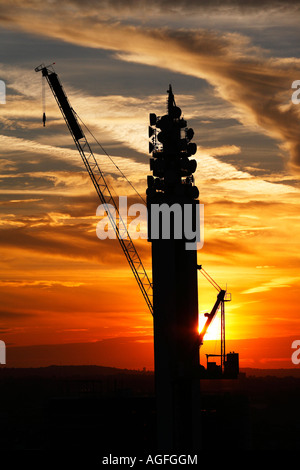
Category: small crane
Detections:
[{"x1": 197, "y1": 265, "x2": 237, "y2": 377}]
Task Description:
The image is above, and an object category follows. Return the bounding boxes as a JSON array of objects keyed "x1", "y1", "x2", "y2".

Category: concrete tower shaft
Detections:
[{"x1": 147, "y1": 86, "x2": 201, "y2": 451}]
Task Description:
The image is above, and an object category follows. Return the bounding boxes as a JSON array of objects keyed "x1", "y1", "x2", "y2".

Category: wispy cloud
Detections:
[
  {"x1": 242, "y1": 276, "x2": 299, "y2": 294},
  {"x1": 0, "y1": 2, "x2": 299, "y2": 172},
  {"x1": 0, "y1": 279, "x2": 85, "y2": 288}
]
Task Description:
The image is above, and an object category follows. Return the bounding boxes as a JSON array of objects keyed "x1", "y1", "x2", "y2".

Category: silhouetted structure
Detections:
[
  {"x1": 34, "y1": 65, "x2": 241, "y2": 451},
  {"x1": 147, "y1": 86, "x2": 201, "y2": 450}
]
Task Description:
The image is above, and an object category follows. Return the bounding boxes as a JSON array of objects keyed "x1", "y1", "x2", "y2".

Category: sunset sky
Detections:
[{"x1": 0, "y1": 0, "x2": 300, "y2": 369}]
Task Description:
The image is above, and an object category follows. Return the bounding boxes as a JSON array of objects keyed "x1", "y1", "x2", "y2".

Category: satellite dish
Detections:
[
  {"x1": 149, "y1": 113, "x2": 157, "y2": 126},
  {"x1": 187, "y1": 142, "x2": 197, "y2": 155},
  {"x1": 188, "y1": 159, "x2": 197, "y2": 174},
  {"x1": 186, "y1": 128, "x2": 194, "y2": 141}
]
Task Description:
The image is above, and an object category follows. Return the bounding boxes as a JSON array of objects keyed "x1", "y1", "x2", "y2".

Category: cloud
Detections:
[
  {"x1": 1, "y1": 125, "x2": 298, "y2": 204},
  {"x1": 116, "y1": 33, "x2": 300, "y2": 171},
  {"x1": 242, "y1": 276, "x2": 299, "y2": 294},
  {"x1": 0, "y1": 3, "x2": 299, "y2": 172},
  {"x1": 0, "y1": 279, "x2": 84, "y2": 288},
  {"x1": 0, "y1": 198, "x2": 43, "y2": 206},
  {"x1": 5, "y1": 0, "x2": 299, "y2": 19},
  {"x1": 0, "y1": 210, "x2": 152, "y2": 268},
  {"x1": 0, "y1": 134, "x2": 81, "y2": 165}
]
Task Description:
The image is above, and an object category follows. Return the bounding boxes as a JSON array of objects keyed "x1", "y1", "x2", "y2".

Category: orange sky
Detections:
[{"x1": 0, "y1": 0, "x2": 300, "y2": 369}]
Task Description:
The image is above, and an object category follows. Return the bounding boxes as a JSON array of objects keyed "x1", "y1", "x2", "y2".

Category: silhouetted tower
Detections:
[{"x1": 147, "y1": 86, "x2": 201, "y2": 451}]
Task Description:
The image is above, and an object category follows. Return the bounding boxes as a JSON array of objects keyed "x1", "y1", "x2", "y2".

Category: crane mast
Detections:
[{"x1": 35, "y1": 63, "x2": 153, "y2": 314}]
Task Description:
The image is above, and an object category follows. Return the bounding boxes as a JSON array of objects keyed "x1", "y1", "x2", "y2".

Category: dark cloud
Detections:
[
  {"x1": 0, "y1": 224, "x2": 118, "y2": 263},
  {"x1": 0, "y1": 209, "x2": 151, "y2": 266},
  {"x1": 0, "y1": 310, "x2": 34, "y2": 319},
  {"x1": 7, "y1": 0, "x2": 299, "y2": 15}
]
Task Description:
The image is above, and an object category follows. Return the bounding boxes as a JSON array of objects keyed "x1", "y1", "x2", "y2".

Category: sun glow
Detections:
[{"x1": 198, "y1": 313, "x2": 221, "y2": 342}]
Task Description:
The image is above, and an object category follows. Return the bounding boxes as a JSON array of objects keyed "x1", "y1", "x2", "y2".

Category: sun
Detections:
[{"x1": 198, "y1": 313, "x2": 221, "y2": 342}]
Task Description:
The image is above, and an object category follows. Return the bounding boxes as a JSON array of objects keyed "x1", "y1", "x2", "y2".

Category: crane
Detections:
[
  {"x1": 35, "y1": 63, "x2": 153, "y2": 315},
  {"x1": 197, "y1": 265, "x2": 233, "y2": 375}
]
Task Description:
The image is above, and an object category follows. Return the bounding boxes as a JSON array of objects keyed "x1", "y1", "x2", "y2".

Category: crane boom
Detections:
[
  {"x1": 198, "y1": 289, "x2": 226, "y2": 345},
  {"x1": 35, "y1": 63, "x2": 153, "y2": 315}
]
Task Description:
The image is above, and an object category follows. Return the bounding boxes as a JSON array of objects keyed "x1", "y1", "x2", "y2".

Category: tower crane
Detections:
[{"x1": 35, "y1": 63, "x2": 153, "y2": 315}]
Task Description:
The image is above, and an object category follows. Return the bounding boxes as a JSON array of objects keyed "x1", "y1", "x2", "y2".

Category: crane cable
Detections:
[
  {"x1": 198, "y1": 265, "x2": 222, "y2": 292},
  {"x1": 73, "y1": 110, "x2": 147, "y2": 205},
  {"x1": 42, "y1": 75, "x2": 46, "y2": 127}
]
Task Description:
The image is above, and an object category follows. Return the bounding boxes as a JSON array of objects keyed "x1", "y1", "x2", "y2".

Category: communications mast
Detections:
[{"x1": 147, "y1": 86, "x2": 201, "y2": 450}]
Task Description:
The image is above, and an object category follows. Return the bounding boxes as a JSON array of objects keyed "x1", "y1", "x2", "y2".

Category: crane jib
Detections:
[
  {"x1": 43, "y1": 68, "x2": 84, "y2": 141},
  {"x1": 35, "y1": 64, "x2": 153, "y2": 315}
]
